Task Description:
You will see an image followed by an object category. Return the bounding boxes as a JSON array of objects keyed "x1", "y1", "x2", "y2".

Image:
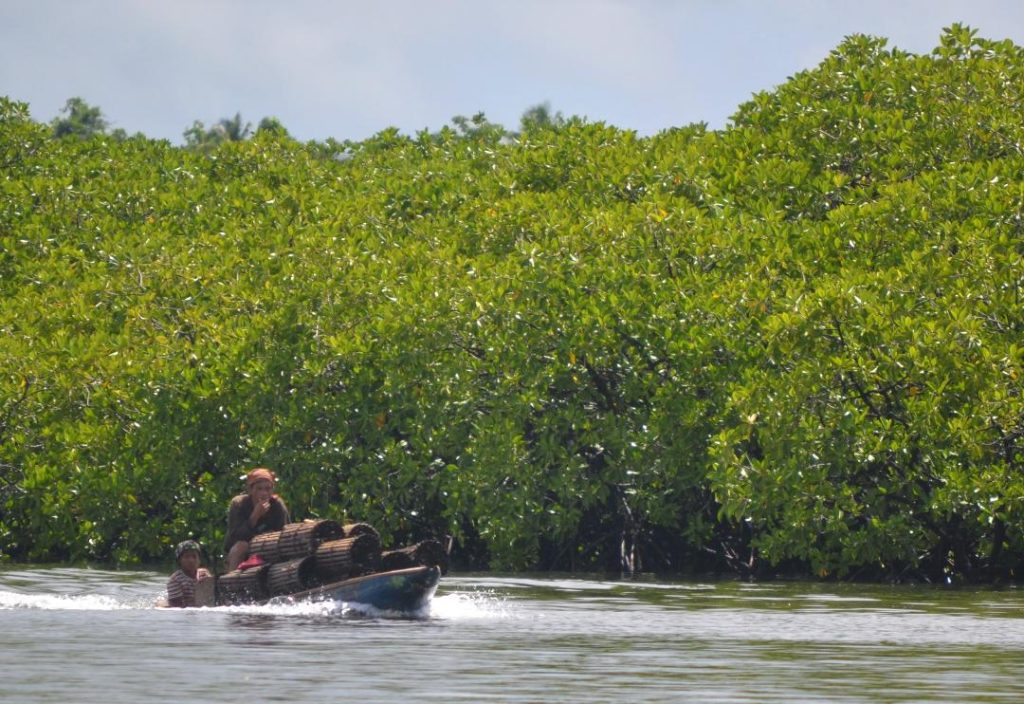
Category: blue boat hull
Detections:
[{"x1": 265, "y1": 565, "x2": 441, "y2": 612}]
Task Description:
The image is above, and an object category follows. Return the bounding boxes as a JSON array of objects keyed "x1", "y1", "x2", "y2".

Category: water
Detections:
[{"x1": 2, "y1": 567, "x2": 1023, "y2": 703}]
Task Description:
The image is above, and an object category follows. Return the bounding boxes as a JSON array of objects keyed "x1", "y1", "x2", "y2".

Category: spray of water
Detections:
[
  {"x1": 1, "y1": 568, "x2": 512, "y2": 621},
  {"x1": 0, "y1": 590, "x2": 133, "y2": 611},
  {"x1": 429, "y1": 589, "x2": 511, "y2": 620}
]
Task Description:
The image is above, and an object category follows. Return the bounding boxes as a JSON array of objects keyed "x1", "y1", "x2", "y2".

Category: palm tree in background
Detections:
[{"x1": 184, "y1": 112, "x2": 253, "y2": 150}]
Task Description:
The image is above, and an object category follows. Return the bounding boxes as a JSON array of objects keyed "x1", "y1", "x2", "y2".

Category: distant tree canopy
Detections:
[
  {"x1": 2, "y1": 26, "x2": 1023, "y2": 583},
  {"x1": 50, "y1": 97, "x2": 110, "y2": 139},
  {"x1": 183, "y1": 112, "x2": 253, "y2": 150},
  {"x1": 183, "y1": 113, "x2": 292, "y2": 150},
  {"x1": 519, "y1": 101, "x2": 567, "y2": 133},
  {"x1": 256, "y1": 116, "x2": 289, "y2": 137},
  {"x1": 446, "y1": 111, "x2": 507, "y2": 141}
]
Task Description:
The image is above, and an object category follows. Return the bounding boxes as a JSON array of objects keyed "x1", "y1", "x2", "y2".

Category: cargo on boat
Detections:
[{"x1": 208, "y1": 519, "x2": 445, "y2": 611}]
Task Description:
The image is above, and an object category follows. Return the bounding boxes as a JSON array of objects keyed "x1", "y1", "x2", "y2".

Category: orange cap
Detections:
[{"x1": 245, "y1": 467, "x2": 276, "y2": 487}]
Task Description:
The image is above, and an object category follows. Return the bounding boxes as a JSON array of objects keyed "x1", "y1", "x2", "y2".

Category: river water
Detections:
[{"x1": 1, "y1": 567, "x2": 1022, "y2": 703}]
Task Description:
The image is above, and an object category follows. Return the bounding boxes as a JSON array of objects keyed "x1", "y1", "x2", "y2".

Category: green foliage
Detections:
[
  {"x1": 184, "y1": 112, "x2": 268, "y2": 151},
  {"x1": 50, "y1": 97, "x2": 109, "y2": 139},
  {"x1": 2, "y1": 27, "x2": 1024, "y2": 581},
  {"x1": 708, "y1": 24, "x2": 1024, "y2": 581},
  {"x1": 256, "y1": 116, "x2": 289, "y2": 137},
  {"x1": 519, "y1": 102, "x2": 567, "y2": 134}
]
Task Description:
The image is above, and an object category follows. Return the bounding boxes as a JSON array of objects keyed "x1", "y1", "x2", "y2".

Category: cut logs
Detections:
[
  {"x1": 380, "y1": 539, "x2": 449, "y2": 574},
  {"x1": 217, "y1": 564, "x2": 269, "y2": 604},
  {"x1": 266, "y1": 556, "x2": 318, "y2": 596},
  {"x1": 315, "y1": 533, "x2": 382, "y2": 582},
  {"x1": 248, "y1": 531, "x2": 284, "y2": 564},
  {"x1": 277, "y1": 519, "x2": 345, "y2": 561},
  {"x1": 219, "y1": 520, "x2": 446, "y2": 604},
  {"x1": 341, "y1": 522, "x2": 380, "y2": 540}
]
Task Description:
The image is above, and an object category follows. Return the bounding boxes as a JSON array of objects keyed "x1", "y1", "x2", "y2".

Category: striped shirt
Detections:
[{"x1": 166, "y1": 569, "x2": 199, "y2": 607}]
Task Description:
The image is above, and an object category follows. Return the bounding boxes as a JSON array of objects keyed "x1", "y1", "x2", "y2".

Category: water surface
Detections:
[{"x1": 2, "y1": 567, "x2": 1022, "y2": 702}]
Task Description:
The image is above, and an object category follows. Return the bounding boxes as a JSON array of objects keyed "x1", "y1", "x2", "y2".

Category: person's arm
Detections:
[{"x1": 225, "y1": 496, "x2": 256, "y2": 546}]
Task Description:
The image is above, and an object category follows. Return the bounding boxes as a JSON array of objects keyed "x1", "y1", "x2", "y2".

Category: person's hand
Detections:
[
  {"x1": 250, "y1": 497, "x2": 271, "y2": 524},
  {"x1": 197, "y1": 568, "x2": 212, "y2": 581}
]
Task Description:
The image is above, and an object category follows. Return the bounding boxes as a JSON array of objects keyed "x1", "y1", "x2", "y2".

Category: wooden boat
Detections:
[
  {"x1": 264, "y1": 564, "x2": 441, "y2": 611},
  {"x1": 205, "y1": 521, "x2": 446, "y2": 612},
  {"x1": 174, "y1": 564, "x2": 440, "y2": 612}
]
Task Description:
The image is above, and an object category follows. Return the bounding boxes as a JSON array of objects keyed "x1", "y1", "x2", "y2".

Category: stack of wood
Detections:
[
  {"x1": 218, "y1": 519, "x2": 351, "y2": 604},
  {"x1": 248, "y1": 531, "x2": 285, "y2": 564},
  {"x1": 341, "y1": 522, "x2": 380, "y2": 540},
  {"x1": 218, "y1": 562, "x2": 270, "y2": 603},
  {"x1": 266, "y1": 556, "x2": 317, "y2": 596},
  {"x1": 216, "y1": 518, "x2": 448, "y2": 604},
  {"x1": 315, "y1": 533, "x2": 381, "y2": 582},
  {"x1": 277, "y1": 520, "x2": 345, "y2": 560},
  {"x1": 381, "y1": 539, "x2": 449, "y2": 575}
]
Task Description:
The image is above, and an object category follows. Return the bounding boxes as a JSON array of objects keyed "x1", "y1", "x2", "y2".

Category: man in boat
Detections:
[
  {"x1": 166, "y1": 540, "x2": 212, "y2": 607},
  {"x1": 224, "y1": 468, "x2": 290, "y2": 571}
]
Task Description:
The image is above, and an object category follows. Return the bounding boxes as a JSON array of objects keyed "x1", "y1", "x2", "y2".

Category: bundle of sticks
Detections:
[{"x1": 216, "y1": 519, "x2": 446, "y2": 604}]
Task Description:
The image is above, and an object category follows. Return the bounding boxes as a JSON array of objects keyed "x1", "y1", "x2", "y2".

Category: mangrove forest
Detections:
[{"x1": 1, "y1": 26, "x2": 1023, "y2": 583}]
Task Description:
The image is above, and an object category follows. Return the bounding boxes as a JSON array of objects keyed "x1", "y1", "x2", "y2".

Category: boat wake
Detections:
[
  {"x1": 1, "y1": 567, "x2": 510, "y2": 620},
  {"x1": 0, "y1": 586, "x2": 510, "y2": 622},
  {"x1": 0, "y1": 589, "x2": 156, "y2": 611},
  {"x1": 429, "y1": 590, "x2": 511, "y2": 620}
]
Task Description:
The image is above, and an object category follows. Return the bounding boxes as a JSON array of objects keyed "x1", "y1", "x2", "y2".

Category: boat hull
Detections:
[{"x1": 252, "y1": 565, "x2": 440, "y2": 612}]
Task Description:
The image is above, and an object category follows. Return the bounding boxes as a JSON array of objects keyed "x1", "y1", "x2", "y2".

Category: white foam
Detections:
[
  {"x1": 428, "y1": 590, "x2": 510, "y2": 620},
  {"x1": 0, "y1": 589, "x2": 131, "y2": 611},
  {"x1": 205, "y1": 599, "x2": 348, "y2": 617},
  {"x1": 0, "y1": 584, "x2": 509, "y2": 620}
]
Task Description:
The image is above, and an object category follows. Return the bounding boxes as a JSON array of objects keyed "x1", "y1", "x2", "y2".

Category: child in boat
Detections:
[
  {"x1": 166, "y1": 540, "x2": 213, "y2": 608},
  {"x1": 224, "y1": 467, "x2": 290, "y2": 571}
]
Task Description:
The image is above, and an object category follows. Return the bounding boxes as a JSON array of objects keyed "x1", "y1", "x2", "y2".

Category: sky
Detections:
[{"x1": 2, "y1": 1, "x2": 1023, "y2": 144}]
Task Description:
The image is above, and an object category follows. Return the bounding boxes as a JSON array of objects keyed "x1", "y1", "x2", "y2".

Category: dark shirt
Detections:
[{"x1": 224, "y1": 493, "x2": 290, "y2": 552}]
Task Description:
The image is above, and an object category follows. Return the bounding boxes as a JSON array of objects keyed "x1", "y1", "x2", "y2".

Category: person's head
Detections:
[
  {"x1": 245, "y1": 467, "x2": 276, "y2": 502},
  {"x1": 175, "y1": 540, "x2": 202, "y2": 575}
]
